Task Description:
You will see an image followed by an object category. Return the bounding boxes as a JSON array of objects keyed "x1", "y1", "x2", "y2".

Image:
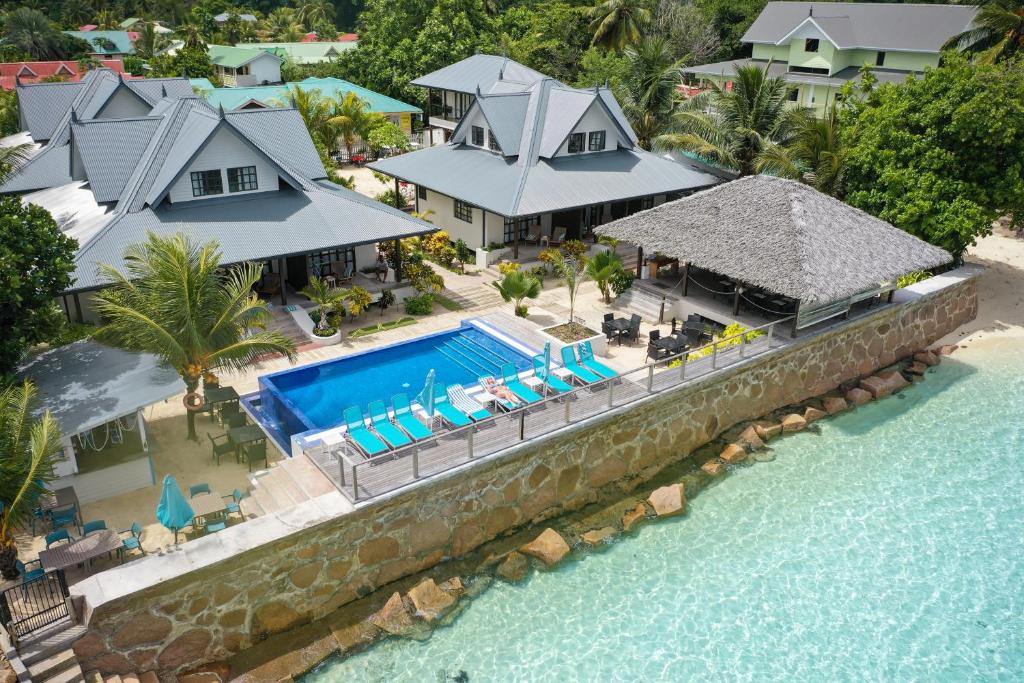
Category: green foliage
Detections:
[
  {"x1": 329, "y1": 91, "x2": 384, "y2": 158},
  {"x1": 496, "y1": 261, "x2": 520, "y2": 276},
  {"x1": 587, "y1": 0, "x2": 652, "y2": 52},
  {"x1": 944, "y1": 0, "x2": 1024, "y2": 64},
  {"x1": 434, "y1": 293, "x2": 463, "y2": 311},
  {"x1": 453, "y1": 239, "x2": 473, "y2": 272},
  {"x1": 333, "y1": 174, "x2": 357, "y2": 190},
  {"x1": 349, "y1": 316, "x2": 417, "y2": 339},
  {"x1": 585, "y1": 249, "x2": 625, "y2": 303},
  {"x1": 621, "y1": 35, "x2": 685, "y2": 149},
  {"x1": 0, "y1": 90, "x2": 20, "y2": 137},
  {"x1": 378, "y1": 288, "x2": 396, "y2": 314},
  {"x1": 576, "y1": 47, "x2": 629, "y2": 99},
  {"x1": 841, "y1": 55, "x2": 1024, "y2": 262},
  {"x1": 147, "y1": 47, "x2": 216, "y2": 79},
  {"x1": 122, "y1": 55, "x2": 146, "y2": 76},
  {"x1": 685, "y1": 322, "x2": 764, "y2": 361},
  {"x1": 898, "y1": 271, "x2": 933, "y2": 288},
  {"x1": 45, "y1": 321, "x2": 97, "y2": 348},
  {"x1": 2, "y1": 8, "x2": 91, "y2": 60},
  {"x1": 0, "y1": 198, "x2": 76, "y2": 373},
  {"x1": 0, "y1": 381, "x2": 62, "y2": 577},
  {"x1": 366, "y1": 120, "x2": 411, "y2": 154},
  {"x1": 301, "y1": 276, "x2": 348, "y2": 331},
  {"x1": 498, "y1": 2, "x2": 590, "y2": 84},
  {"x1": 404, "y1": 293, "x2": 434, "y2": 315},
  {"x1": 562, "y1": 239, "x2": 588, "y2": 261},
  {"x1": 756, "y1": 106, "x2": 847, "y2": 197},
  {"x1": 346, "y1": 285, "x2": 373, "y2": 317},
  {"x1": 494, "y1": 270, "x2": 541, "y2": 317},
  {"x1": 94, "y1": 232, "x2": 298, "y2": 439},
  {"x1": 610, "y1": 267, "x2": 635, "y2": 296},
  {"x1": 693, "y1": 0, "x2": 767, "y2": 60}
]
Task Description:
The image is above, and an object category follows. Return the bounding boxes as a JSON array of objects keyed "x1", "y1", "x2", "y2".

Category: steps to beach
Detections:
[
  {"x1": 243, "y1": 454, "x2": 336, "y2": 518},
  {"x1": 613, "y1": 286, "x2": 666, "y2": 324}
]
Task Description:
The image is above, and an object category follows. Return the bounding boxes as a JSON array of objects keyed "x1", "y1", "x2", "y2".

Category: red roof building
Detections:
[
  {"x1": 79, "y1": 24, "x2": 98, "y2": 31},
  {"x1": 301, "y1": 32, "x2": 318, "y2": 43},
  {"x1": 338, "y1": 33, "x2": 359, "y2": 42},
  {"x1": 0, "y1": 60, "x2": 126, "y2": 90}
]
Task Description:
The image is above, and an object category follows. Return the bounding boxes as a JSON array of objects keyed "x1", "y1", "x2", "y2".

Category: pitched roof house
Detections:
[
  {"x1": 371, "y1": 57, "x2": 718, "y2": 252},
  {"x1": 684, "y1": 2, "x2": 978, "y2": 113},
  {"x1": 244, "y1": 42, "x2": 358, "y2": 64},
  {"x1": 208, "y1": 45, "x2": 284, "y2": 87},
  {"x1": 0, "y1": 60, "x2": 125, "y2": 90}
]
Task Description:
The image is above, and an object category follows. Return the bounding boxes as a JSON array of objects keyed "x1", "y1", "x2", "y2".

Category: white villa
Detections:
[{"x1": 371, "y1": 55, "x2": 720, "y2": 256}]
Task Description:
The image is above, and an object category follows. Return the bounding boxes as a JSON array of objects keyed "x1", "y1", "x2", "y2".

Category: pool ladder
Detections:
[{"x1": 435, "y1": 336, "x2": 507, "y2": 378}]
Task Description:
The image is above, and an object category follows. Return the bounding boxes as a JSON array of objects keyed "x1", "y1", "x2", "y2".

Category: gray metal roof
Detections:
[
  {"x1": 475, "y1": 93, "x2": 529, "y2": 156},
  {"x1": 224, "y1": 108, "x2": 326, "y2": 182},
  {"x1": 410, "y1": 54, "x2": 552, "y2": 94},
  {"x1": 595, "y1": 175, "x2": 952, "y2": 306},
  {"x1": 16, "y1": 340, "x2": 185, "y2": 436},
  {"x1": 70, "y1": 184, "x2": 436, "y2": 290},
  {"x1": 71, "y1": 117, "x2": 162, "y2": 202},
  {"x1": 742, "y1": 2, "x2": 978, "y2": 53},
  {"x1": 0, "y1": 144, "x2": 70, "y2": 193},
  {"x1": 684, "y1": 58, "x2": 915, "y2": 87},
  {"x1": 17, "y1": 81, "x2": 81, "y2": 141}
]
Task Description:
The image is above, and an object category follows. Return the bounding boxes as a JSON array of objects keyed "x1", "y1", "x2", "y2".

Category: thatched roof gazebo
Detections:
[{"x1": 595, "y1": 175, "x2": 952, "y2": 333}]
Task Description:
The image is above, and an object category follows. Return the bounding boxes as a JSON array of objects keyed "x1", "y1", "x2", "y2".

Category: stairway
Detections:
[
  {"x1": 240, "y1": 454, "x2": 337, "y2": 518},
  {"x1": 613, "y1": 285, "x2": 668, "y2": 324}
]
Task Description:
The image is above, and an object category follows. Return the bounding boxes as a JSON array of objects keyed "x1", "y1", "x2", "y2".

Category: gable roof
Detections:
[
  {"x1": 742, "y1": 2, "x2": 979, "y2": 53},
  {"x1": 63, "y1": 31, "x2": 136, "y2": 55},
  {"x1": 411, "y1": 54, "x2": 552, "y2": 94},
  {"x1": 242, "y1": 42, "x2": 357, "y2": 64},
  {"x1": 199, "y1": 77, "x2": 421, "y2": 114},
  {"x1": 0, "y1": 60, "x2": 125, "y2": 90},
  {"x1": 71, "y1": 116, "x2": 164, "y2": 202},
  {"x1": 595, "y1": 175, "x2": 952, "y2": 305},
  {"x1": 209, "y1": 44, "x2": 284, "y2": 69}
]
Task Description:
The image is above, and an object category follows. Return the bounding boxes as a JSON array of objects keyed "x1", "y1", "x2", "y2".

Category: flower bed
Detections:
[{"x1": 539, "y1": 322, "x2": 607, "y2": 355}]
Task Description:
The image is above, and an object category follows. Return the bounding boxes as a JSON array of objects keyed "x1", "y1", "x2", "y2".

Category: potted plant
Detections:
[{"x1": 301, "y1": 276, "x2": 346, "y2": 336}]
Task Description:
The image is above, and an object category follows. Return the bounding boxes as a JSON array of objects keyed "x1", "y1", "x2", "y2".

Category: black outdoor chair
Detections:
[
  {"x1": 218, "y1": 400, "x2": 240, "y2": 425},
  {"x1": 208, "y1": 432, "x2": 235, "y2": 465},
  {"x1": 224, "y1": 412, "x2": 247, "y2": 429},
  {"x1": 243, "y1": 440, "x2": 268, "y2": 472},
  {"x1": 601, "y1": 313, "x2": 617, "y2": 341},
  {"x1": 646, "y1": 330, "x2": 664, "y2": 361},
  {"x1": 622, "y1": 314, "x2": 642, "y2": 345}
]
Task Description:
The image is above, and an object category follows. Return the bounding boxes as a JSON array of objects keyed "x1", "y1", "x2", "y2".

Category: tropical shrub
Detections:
[
  {"x1": 346, "y1": 286, "x2": 373, "y2": 318},
  {"x1": 494, "y1": 270, "x2": 542, "y2": 317},
  {"x1": 685, "y1": 322, "x2": 765, "y2": 361},
  {"x1": 562, "y1": 239, "x2": 588, "y2": 260},
  {"x1": 586, "y1": 250, "x2": 625, "y2": 303},
  {"x1": 404, "y1": 293, "x2": 434, "y2": 315},
  {"x1": 898, "y1": 271, "x2": 932, "y2": 288},
  {"x1": 610, "y1": 268, "x2": 636, "y2": 296},
  {"x1": 497, "y1": 261, "x2": 521, "y2": 276}
]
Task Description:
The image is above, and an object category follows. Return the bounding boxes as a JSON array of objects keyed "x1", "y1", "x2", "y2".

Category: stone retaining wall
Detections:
[{"x1": 71, "y1": 272, "x2": 978, "y2": 678}]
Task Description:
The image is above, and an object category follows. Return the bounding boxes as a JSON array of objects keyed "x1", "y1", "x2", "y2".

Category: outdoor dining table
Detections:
[
  {"x1": 204, "y1": 386, "x2": 239, "y2": 418},
  {"x1": 190, "y1": 492, "x2": 227, "y2": 527},
  {"x1": 228, "y1": 424, "x2": 266, "y2": 460},
  {"x1": 653, "y1": 335, "x2": 689, "y2": 357},
  {"x1": 38, "y1": 529, "x2": 121, "y2": 571},
  {"x1": 38, "y1": 486, "x2": 82, "y2": 525},
  {"x1": 607, "y1": 318, "x2": 631, "y2": 345}
]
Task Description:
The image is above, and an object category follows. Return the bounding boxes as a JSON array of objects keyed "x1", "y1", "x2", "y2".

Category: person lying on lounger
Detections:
[{"x1": 482, "y1": 376, "x2": 522, "y2": 406}]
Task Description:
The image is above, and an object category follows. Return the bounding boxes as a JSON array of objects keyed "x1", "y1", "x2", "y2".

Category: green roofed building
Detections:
[
  {"x1": 63, "y1": 31, "x2": 136, "y2": 57},
  {"x1": 242, "y1": 42, "x2": 358, "y2": 64},
  {"x1": 207, "y1": 44, "x2": 284, "y2": 87},
  {"x1": 199, "y1": 77, "x2": 422, "y2": 136}
]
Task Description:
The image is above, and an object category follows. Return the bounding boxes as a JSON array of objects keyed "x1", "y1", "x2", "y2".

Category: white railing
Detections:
[{"x1": 310, "y1": 316, "x2": 792, "y2": 503}]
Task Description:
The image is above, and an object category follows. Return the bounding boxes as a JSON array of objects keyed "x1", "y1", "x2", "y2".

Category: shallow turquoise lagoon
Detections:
[{"x1": 307, "y1": 341, "x2": 1024, "y2": 682}]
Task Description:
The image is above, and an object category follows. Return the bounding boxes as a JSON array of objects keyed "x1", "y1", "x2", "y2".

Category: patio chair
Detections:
[
  {"x1": 391, "y1": 393, "x2": 433, "y2": 440},
  {"x1": 49, "y1": 506, "x2": 78, "y2": 535},
  {"x1": 30, "y1": 506, "x2": 47, "y2": 536},
  {"x1": 118, "y1": 522, "x2": 144, "y2": 562},
  {"x1": 332, "y1": 261, "x2": 354, "y2": 284},
  {"x1": 431, "y1": 386, "x2": 474, "y2": 428},
  {"x1": 205, "y1": 517, "x2": 228, "y2": 534},
  {"x1": 82, "y1": 520, "x2": 107, "y2": 536},
  {"x1": 477, "y1": 377, "x2": 522, "y2": 412},
  {"x1": 446, "y1": 385, "x2": 492, "y2": 421},
  {"x1": 224, "y1": 490, "x2": 244, "y2": 519},
  {"x1": 524, "y1": 226, "x2": 541, "y2": 244},
  {"x1": 208, "y1": 432, "x2": 235, "y2": 466},
  {"x1": 46, "y1": 529, "x2": 71, "y2": 548},
  {"x1": 500, "y1": 363, "x2": 543, "y2": 403},
  {"x1": 255, "y1": 272, "x2": 281, "y2": 298},
  {"x1": 548, "y1": 226, "x2": 568, "y2": 246},
  {"x1": 601, "y1": 313, "x2": 619, "y2": 342},
  {"x1": 189, "y1": 483, "x2": 211, "y2": 498},
  {"x1": 218, "y1": 400, "x2": 240, "y2": 425},
  {"x1": 577, "y1": 341, "x2": 618, "y2": 378},
  {"x1": 559, "y1": 346, "x2": 601, "y2": 384},
  {"x1": 621, "y1": 314, "x2": 642, "y2": 345},
  {"x1": 243, "y1": 440, "x2": 268, "y2": 472},
  {"x1": 224, "y1": 411, "x2": 247, "y2": 429},
  {"x1": 531, "y1": 355, "x2": 574, "y2": 394},
  {"x1": 343, "y1": 406, "x2": 390, "y2": 457},
  {"x1": 368, "y1": 400, "x2": 413, "y2": 448},
  {"x1": 15, "y1": 559, "x2": 45, "y2": 589}
]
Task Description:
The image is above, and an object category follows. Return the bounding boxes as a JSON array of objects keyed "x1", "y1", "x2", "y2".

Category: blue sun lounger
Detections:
[
  {"x1": 559, "y1": 346, "x2": 601, "y2": 383},
  {"x1": 368, "y1": 400, "x2": 413, "y2": 448},
  {"x1": 501, "y1": 362, "x2": 543, "y2": 403},
  {"x1": 531, "y1": 355, "x2": 574, "y2": 394},
  {"x1": 432, "y1": 385, "x2": 473, "y2": 427},
  {"x1": 577, "y1": 341, "x2": 618, "y2": 378},
  {"x1": 391, "y1": 393, "x2": 432, "y2": 440},
  {"x1": 343, "y1": 406, "x2": 389, "y2": 457}
]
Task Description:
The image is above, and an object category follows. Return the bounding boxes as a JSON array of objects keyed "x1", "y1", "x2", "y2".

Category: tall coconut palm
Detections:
[
  {"x1": 178, "y1": 22, "x2": 208, "y2": 51},
  {"x1": 0, "y1": 144, "x2": 32, "y2": 184},
  {"x1": 945, "y1": 0, "x2": 1024, "y2": 64},
  {"x1": 0, "y1": 381, "x2": 62, "y2": 580},
  {"x1": 621, "y1": 35, "x2": 684, "y2": 149},
  {"x1": 272, "y1": 85, "x2": 335, "y2": 149},
  {"x1": 756, "y1": 106, "x2": 848, "y2": 197},
  {"x1": 3, "y1": 8, "x2": 65, "y2": 60},
  {"x1": 94, "y1": 232, "x2": 298, "y2": 440},
  {"x1": 134, "y1": 22, "x2": 168, "y2": 60},
  {"x1": 588, "y1": 0, "x2": 653, "y2": 52},
  {"x1": 494, "y1": 270, "x2": 542, "y2": 317},
  {"x1": 655, "y1": 62, "x2": 808, "y2": 176},
  {"x1": 328, "y1": 92, "x2": 384, "y2": 161},
  {"x1": 295, "y1": 0, "x2": 336, "y2": 28}
]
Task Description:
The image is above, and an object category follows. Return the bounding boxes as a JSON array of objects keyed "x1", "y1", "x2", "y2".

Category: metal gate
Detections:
[{"x1": 0, "y1": 569, "x2": 70, "y2": 640}]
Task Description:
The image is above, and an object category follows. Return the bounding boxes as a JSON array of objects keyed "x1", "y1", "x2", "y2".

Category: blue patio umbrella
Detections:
[
  {"x1": 416, "y1": 369, "x2": 436, "y2": 416},
  {"x1": 156, "y1": 475, "x2": 194, "y2": 544},
  {"x1": 542, "y1": 342, "x2": 553, "y2": 390}
]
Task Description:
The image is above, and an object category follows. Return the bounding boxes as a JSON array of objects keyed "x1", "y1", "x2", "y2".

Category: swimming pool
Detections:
[{"x1": 256, "y1": 321, "x2": 536, "y2": 444}]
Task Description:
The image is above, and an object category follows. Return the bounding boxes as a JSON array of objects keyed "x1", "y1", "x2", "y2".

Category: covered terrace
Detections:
[{"x1": 596, "y1": 175, "x2": 953, "y2": 336}]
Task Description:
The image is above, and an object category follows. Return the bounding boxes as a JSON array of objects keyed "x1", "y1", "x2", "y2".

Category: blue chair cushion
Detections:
[
  {"x1": 225, "y1": 502, "x2": 240, "y2": 515},
  {"x1": 206, "y1": 521, "x2": 227, "y2": 533},
  {"x1": 122, "y1": 537, "x2": 141, "y2": 550}
]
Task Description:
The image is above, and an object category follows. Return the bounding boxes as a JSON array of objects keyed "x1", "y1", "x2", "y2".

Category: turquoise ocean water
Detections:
[{"x1": 307, "y1": 340, "x2": 1024, "y2": 682}]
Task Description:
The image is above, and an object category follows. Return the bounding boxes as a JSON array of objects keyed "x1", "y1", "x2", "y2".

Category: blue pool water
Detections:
[
  {"x1": 306, "y1": 338, "x2": 1024, "y2": 681},
  {"x1": 258, "y1": 323, "x2": 534, "y2": 439}
]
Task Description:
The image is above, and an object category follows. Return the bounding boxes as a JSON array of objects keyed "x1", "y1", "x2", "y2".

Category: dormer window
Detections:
[
  {"x1": 588, "y1": 131, "x2": 606, "y2": 151},
  {"x1": 568, "y1": 133, "x2": 585, "y2": 154},
  {"x1": 228, "y1": 165, "x2": 258, "y2": 192},
  {"x1": 190, "y1": 169, "x2": 223, "y2": 197},
  {"x1": 471, "y1": 125, "x2": 484, "y2": 146},
  {"x1": 804, "y1": 38, "x2": 819, "y2": 53},
  {"x1": 488, "y1": 130, "x2": 499, "y2": 152}
]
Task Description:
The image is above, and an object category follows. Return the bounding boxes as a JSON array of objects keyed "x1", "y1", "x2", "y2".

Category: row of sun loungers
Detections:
[{"x1": 340, "y1": 341, "x2": 619, "y2": 459}]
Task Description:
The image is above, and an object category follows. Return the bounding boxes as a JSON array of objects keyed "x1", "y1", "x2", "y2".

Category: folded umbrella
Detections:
[{"x1": 156, "y1": 474, "x2": 194, "y2": 545}]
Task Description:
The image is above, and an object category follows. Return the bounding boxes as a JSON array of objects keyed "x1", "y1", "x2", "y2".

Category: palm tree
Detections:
[
  {"x1": 300, "y1": 276, "x2": 349, "y2": 332},
  {"x1": 588, "y1": 0, "x2": 653, "y2": 52},
  {"x1": 95, "y1": 10, "x2": 119, "y2": 30},
  {"x1": 328, "y1": 92, "x2": 384, "y2": 161},
  {"x1": 273, "y1": 85, "x2": 335, "y2": 149},
  {"x1": 3, "y1": 8, "x2": 65, "y2": 60},
  {"x1": 295, "y1": 0, "x2": 336, "y2": 29},
  {"x1": 134, "y1": 22, "x2": 168, "y2": 60},
  {"x1": 178, "y1": 22, "x2": 208, "y2": 51},
  {"x1": 622, "y1": 35, "x2": 684, "y2": 149},
  {"x1": 94, "y1": 232, "x2": 298, "y2": 440},
  {"x1": 586, "y1": 250, "x2": 625, "y2": 303},
  {"x1": 756, "y1": 106, "x2": 848, "y2": 197},
  {"x1": 655, "y1": 62, "x2": 808, "y2": 176},
  {"x1": 60, "y1": 0, "x2": 93, "y2": 28},
  {"x1": 494, "y1": 270, "x2": 542, "y2": 317},
  {"x1": 945, "y1": 0, "x2": 1024, "y2": 64},
  {"x1": 0, "y1": 144, "x2": 32, "y2": 185},
  {"x1": 0, "y1": 381, "x2": 62, "y2": 580}
]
